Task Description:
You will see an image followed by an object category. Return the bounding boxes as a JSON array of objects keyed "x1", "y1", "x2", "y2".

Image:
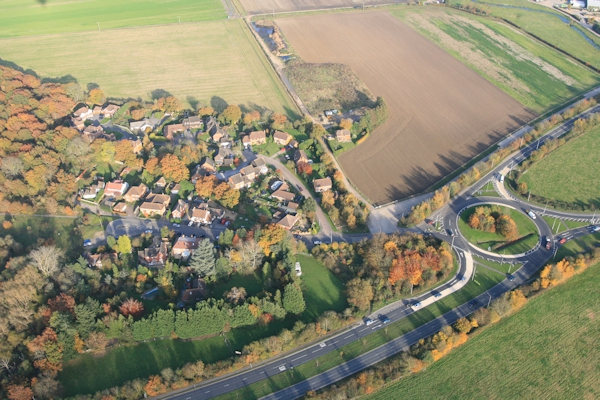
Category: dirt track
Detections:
[
  {"x1": 240, "y1": 0, "x2": 407, "y2": 14},
  {"x1": 277, "y1": 12, "x2": 535, "y2": 205}
]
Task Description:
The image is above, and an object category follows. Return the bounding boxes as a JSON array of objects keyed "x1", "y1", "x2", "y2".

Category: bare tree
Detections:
[
  {"x1": 0, "y1": 156, "x2": 24, "y2": 178},
  {"x1": 239, "y1": 240, "x2": 264, "y2": 274},
  {"x1": 29, "y1": 246, "x2": 63, "y2": 277}
]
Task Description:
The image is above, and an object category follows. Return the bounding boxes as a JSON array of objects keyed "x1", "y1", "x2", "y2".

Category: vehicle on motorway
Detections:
[
  {"x1": 412, "y1": 301, "x2": 422, "y2": 308},
  {"x1": 313, "y1": 240, "x2": 322, "y2": 245},
  {"x1": 545, "y1": 236, "x2": 551, "y2": 250},
  {"x1": 433, "y1": 291, "x2": 442, "y2": 298},
  {"x1": 468, "y1": 300, "x2": 478, "y2": 308},
  {"x1": 83, "y1": 239, "x2": 92, "y2": 247},
  {"x1": 144, "y1": 229, "x2": 153, "y2": 234},
  {"x1": 364, "y1": 318, "x2": 375, "y2": 326},
  {"x1": 590, "y1": 225, "x2": 600, "y2": 232},
  {"x1": 379, "y1": 315, "x2": 391, "y2": 324},
  {"x1": 558, "y1": 237, "x2": 567, "y2": 244},
  {"x1": 173, "y1": 223, "x2": 180, "y2": 228},
  {"x1": 507, "y1": 274, "x2": 515, "y2": 282},
  {"x1": 527, "y1": 210, "x2": 536, "y2": 220}
]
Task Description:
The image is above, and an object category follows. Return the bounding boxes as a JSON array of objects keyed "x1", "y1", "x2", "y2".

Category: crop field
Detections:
[
  {"x1": 0, "y1": 0, "x2": 225, "y2": 37},
  {"x1": 0, "y1": 20, "x2": 297, "y2": 115},
  {"x1": 277, "y1": 12, "x2": 534, "y2": 204},
  {"x1": 519, "y1": 124, "x2": 600, "y2": 208},
  {"x1": 238, "y1": 0, "x2": 406, "y2": 15},
  {"x1": 369, "y1": 260, "x2": 600, "y2": 400},
  {"x1": 394, "y1": 7, "x2": 600, "y2": 113}
]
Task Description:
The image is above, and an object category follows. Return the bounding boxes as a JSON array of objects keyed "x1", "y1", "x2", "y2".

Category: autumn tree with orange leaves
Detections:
[{"x1": 119, "y1": 298, "x2": 145, "y2": 318}]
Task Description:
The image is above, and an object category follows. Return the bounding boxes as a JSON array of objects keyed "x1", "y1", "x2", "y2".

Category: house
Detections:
[
  {"x1": 82, "y1": 125, "x2": 108, "y2": 142},
  {"x1": 92, "y1": 105, "x2": 102, "y2": 116},
  {"x1": 273, "y1": 130, "x2": 292, "y2": 146},
  {"x1": 83, "y1": 252, "x2": 118, "y2": 268},
  {"x1": 289, "y1": 139, "x2": 299, "y2": 148},
  {"x1": 71, "y1": 117, "x2": 85, "y2": 131},
  {"x1": 81, "y1": 182, "x2": 105, "y2": 200},
  {"x1": 190, "y1": 206, "x2": 212, "y2": 224},
  {"x1": 191, "y1": 165, "x2": 208, "y2": 184},
  {"x1": 270, "y1": 181, "x2": 289, "y2": 192},
  {"x1": 155, "y1": 177, "x2": 167, "y2": 189},
  {"x1": 145, "y1": 193, "x2": 171, "y2": 207},
  {"x1": 163, "y1": 123, "x2": 184, "y2": 140},
  {"x1": 130, "y1": 139, "x2": 143, "y2": 154},
  {"x1": 130, "y1": 119, "x2": 154, "y2": 132},
  {"x1": 214, "y1": 148, "x2": 233, "y2": 166},
  {"x1": 206, "y1": 116, "x2": 226, "y2": 142},
  {"x1": 138, "y1": 239, "x2": 169, "y2": 268},
  {"x1": 271, "y1": 190, "x2": 295, "y2": 202},
  {"x1": 73, "y1": 106, "x2": 93, "y2": 120},
  {"x1": 228, "y1": 173, "x2": 252, "y2": 190},
  {"x1": 172, "y1": 199, "x2": 189, "y2": 219},
  {"x1": 119, "y1": 167, "x2": 133, "y2": 178},
  {"x1": 294, "y1": 150, "x2": 309, "y2": 164},
  {"x1": 113, "y1": 202, "x2": 128, "y2": 214},
  {"x1": 219, "y1": 137, "x2": 233, "y2": 148},
  {"x1": 171, "y1": 183, "x2": 181, "y2": 195},
  {"x1": 104, "y1": 180, "x2": 129, "y2": 198},
  {"x1": 251, "y1": 157, "x2": 268, "y2": 175},
  {"x1": 283, "y1": 201, "x2": 299, "y2": 214},
  {"x1": 314, "y1": 177, "x2": 333, "y2": 193},
  {"x1": 139, "y1": 202, "x2": 167, "y2": 217},
  {"x1": 199, "y1": 157, "x2": 216, "y2": 173},
  {"x1": 243, "y1": 130, "x2": 267, "y2": 148},
  {"x1": 336, "y1": 129, "x2": 352, "y2": 143},
  {"x1": 124, "y1": 184, "x2": 148, "y2": 203},
  {"x1": 277, "y1": 214, "x2": 299, "y2": 230},
  {"x1": 101, "y1": 104, "x2": 120, "y2": 118},
  {"x1": 183, "y1": 116, "x2": 203, "y2": 129},
  {"x1": 172, "y1": 235, "x2": 201, "y2": 257},
  {"x1": 181, "y1": 278, "x2": 207, "y2": 304},
  {"x1": 240, "y1": 165, "x2": 256, "y2": 181}
]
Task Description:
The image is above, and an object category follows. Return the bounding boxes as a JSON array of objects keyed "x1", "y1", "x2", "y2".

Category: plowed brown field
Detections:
[
  {"x1": 277, "y1": 12, "x2": 535, "y2": 205},
  {"x1": 240, "y1": 0, "x2": 406, "y2": 14}
]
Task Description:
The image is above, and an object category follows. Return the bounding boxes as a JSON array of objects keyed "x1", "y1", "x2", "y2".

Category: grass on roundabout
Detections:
[{"x1": 458, "y1": 205, "x2": 539, "y2": 255}]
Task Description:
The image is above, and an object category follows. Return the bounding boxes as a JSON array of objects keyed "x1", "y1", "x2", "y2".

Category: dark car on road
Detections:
[
  {"x1": 507, "y1": 274, "x2": 515, "y2": 282},
  {"x1": 545, "y1": 236, "x2": 552, "y2": 250},
  {"x1": 447, "y1": 229, "x2": 453, "y2": 236},
  {"x1": 378, "y1": 314, "x2": 391, "y2": 324}
]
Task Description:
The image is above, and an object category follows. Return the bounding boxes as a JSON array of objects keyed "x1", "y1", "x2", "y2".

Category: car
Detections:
[
  {"x1": 507, "y1": 274, "x2": 515, "y2": 282},
  {"x1": 447, "y1": 229, "x2": 453, "y2": 236},
  {"x1": 426, "y1": 219, "x2": 434, "y2": 225},
  {"x1": 527, "y1": 210, "x2": 537, "y2": 220},
  {"x1": 558, "y1": 237, "x2": 567, "y2": 244},
  {"x1": 83, "y1": 239, "x2": 92, "y2": 247},
  {"x1": 544, "y1": 236, "x2": 551, "y2": 250},
  {"x1": 379, "y1": 315, "x2": 391, "y2": 324},
  {"x1": 297, "y1": 184, "x2": 303, "y2": 191},
  {"x1": 365, "y1": 318, "x2": 375, "y2": 326},
  {"x1": 144, "y1": 229, "x2": 153, "y2": 234},
  {"x1": 173, "y1": 223, "x2": 180, "y2": 228},
  {"x1": 284, "y1": 155, "x2": 291, "y2": 160},
  {"x1": 188, "y1": 221, "x2": 194, "y2": 226},
  {"x1": 460, "y1": 275, "x2": 467, "y2": 281},
  {"x1": 412, "y1": 301, "x2": 422, "y2": 308},
  {"x1": 433, "y1": 292, "x2": 442, "y2": 298},
  {"x1": 313, "y1": 240, "x2": 322, "y2": 245},
  {"x1": 591, "y1": 225, "x2": 600, "y2": 232},
  {"x1": 216, "y1": 235, "x2": 220, "y2": 240},
  {"x1": 468, "y1": 300, "x2": 478, "y2": 308},
  {"x1": 294, "y1": 234, "x2": 302, "y2": 239}
]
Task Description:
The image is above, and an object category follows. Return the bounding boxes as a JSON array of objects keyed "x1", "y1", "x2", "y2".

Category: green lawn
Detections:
[
  {"x1": 555, "y1": 232, "x2": 600, "y2": 261},
  {"x1": 394, "y1": 7, "x2": 600, "y2": 113},
  {"x1": 254, "y1": 141, "x2": 282, "y2": 156},
  {"x1": 369, "y1": 259, "x2": 600, "y2": 400},
  {"x1": 0, "y1": 0, "x2": 225, "y2": 38},
  {"x1": 211, "y1": 273, "x2": 264, "y2": 299},
  {"x1": 214, "y1": 259, "x2": 507, "y2": 400},
  {"x1": 459, "y1": 206, "x2": 539, "y2": 255},
  {"x1": 519, "y1": 125, "x2": 600, "y2": 209},
  {"x1": 297, "y1": 255, "x2": 347, "y2": 321},
  {"x1": 79, "y1": 214, "x2": 119, "y2": 240}
]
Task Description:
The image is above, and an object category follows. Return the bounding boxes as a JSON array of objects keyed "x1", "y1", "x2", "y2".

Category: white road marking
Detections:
[
  {"x1": 205, "y1": 391, "x2": 210, "y2": 394},
  {"x1": 291, "y1": 354, "x2": 306, "y2": 362},
  {"x1": 312, "y1": 348, "x2": 322, "y2": 353},
  {"x1": 242, "y1": 378, "x2": 247, "y2": 380},
  {"x1": 224, "y1": 384, "x2": 229, "y2": 387},
  {"x1": 344, "y1": 334, "x2": 353, "y2": 339}
]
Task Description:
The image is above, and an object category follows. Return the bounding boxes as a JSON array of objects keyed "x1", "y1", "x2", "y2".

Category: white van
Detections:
[{"x1": 528, "y1": 210, "x2": 536, "y2": 220}]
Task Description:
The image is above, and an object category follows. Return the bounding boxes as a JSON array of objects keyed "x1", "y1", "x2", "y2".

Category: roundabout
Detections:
[{"x1": 457, "y1": 203, "x2": 540, "y2": 257}]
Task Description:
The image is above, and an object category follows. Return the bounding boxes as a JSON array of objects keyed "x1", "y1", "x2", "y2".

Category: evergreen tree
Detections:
[
  {"x1": 283, "y1": 284, "x2": 306, "y2": 315},
  {"x1": 189, "y1": 239, "x2": 216, "y2": 277}
]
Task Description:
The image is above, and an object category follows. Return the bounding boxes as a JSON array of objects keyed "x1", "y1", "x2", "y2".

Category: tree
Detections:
[
  {"x1": 198, "y1": 106, "x2": 214, "y2": 116},
  {"x1": 87, "y1": 88, "x2": 105, "y2": 105},
  {"x1": 189, "y1": 239, "x2": 216, "y2": 277},
  {"x1": 195, "y1": 175, "x2": 217, "y2": 198},
  {"x1": 346, "y1": 278, "x2": 373, "y2": 311},
  {"x1": 283, "y1": 283, "x2": 306, "y2": 315},
  {"x1": 271, "y1": 113, "x2": 287, "y2": 130},
  {"x1": 297, "y1": 161, "x2": 313, "y2": 177},
  {"x1": 219, "y1": 187, "x2": 240, "y2": 208},
  {"x1": 497, "y1": 215, "x2": 518, "y2": 241},
  {"x1": 453, "y1": 317, "x2": 472, "y2": 334},
  {"x1": 117, "y1": 235, "x2": 132, "y2": 254},
  {"x1": 29, "y1": 245, "x2": 63, "y2": 277},
  {"x1": 32, "y1": 374, "x2": 60, "y2": 399},
  {"x1": 155, "y1": 96, "x2": 184, "y2": 113},
  {"x1": 243, "y1": 110, "x2": 261, "y2": 125},
  {"x1": 144, "y1": 375, "x2": 168, "y2": 397},
  {"x1": 220, "y1": 105, "x2": 242, "y2": 125},
  {"x1": 338, "y1": 119, "x2": 353, "y2": 130},
  {"x1": 86, "y1": 331, "x2": 109, "y2": 354},
  {"x1": 160, "y1": 154, "x2": 189, "y2": 182},
  {"x1": 310, "y1": 123, "x2": 326, "y2": 139},
  {"x1": 7, "y1": 385, "x2": 34, "y2": 400},
  {"x1": 225, "y1": 287, "x2": 247, "y2": 305},
  {"x1": 258, "y1": 224, "x2": 287, "y2": 255},
  {"x1": 120, "y1": 298, "x2": 145, "y2": 318},
  {"x1": 1, "y1": 156, "x2": 25, "y2": 178}
]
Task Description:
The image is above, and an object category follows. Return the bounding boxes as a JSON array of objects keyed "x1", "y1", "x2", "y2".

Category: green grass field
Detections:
[
  {"x1": 394, "y1": 7, "x2": 600, "y2": 113},
  {"x1": 0, "y1": 19, "x2": 298, "y2": 115},
  {"x1": 519, "y1": 125, "x2": 600, "y2": 209},
  {"x1": 459, "y1": 206, "x2": 539, "y2": 255},
  {"x1": 297, "y1": 255, "x2": 347, "y2": 320},
  {"x1": 214, "y1": 259, "x2": 508, "y2": 400},
  {"x1": 555, "y1": 232, "x2": 600, "y2": 261},
  {"x1": 369, "y1": 259, "x2": 600, "y2": 400},
  {"x1": 0, "y1": 0, "x2": 225, "y2": 37}
]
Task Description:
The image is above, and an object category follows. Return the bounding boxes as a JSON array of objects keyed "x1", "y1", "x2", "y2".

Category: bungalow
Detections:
[
  {"x1": 139, "y1": 202, "x2": 167, "y2": 217},
  {"x1": 251, "y1": 157, "x2": 268, "y2": 175},
  {"x1": 172, "y1": 199, "x2": 189, "y2": 219},
  {"x1": 181, "y1": 278, "x2": 207, "y2": 304},
  {"x1": 335, "y1": 129, "x2": 352, "y2": 143},
  {"x1": 81, "y1": 182, "x2": 105, "y2": 200},
  {"x1": 277, "y1": 214, "x2": 299, "y2": 230},
  {"x1": 240, "y1": 165, "x2": 256, "y2": 181},
  {"x1": 190, "y1": 206, "x2": 212, "y2": 224},
  {"x1": 130, "y1": 119, "x2": 154, "y2": 132},
  {"x1": 228, "y1": 173, "x2": 252, "y2": 190},
  {"x1": 172, "y1": 236, "x2": 201, "y2": 257},
  {"x1": 104, "y1": 180, "x2": 129, "y2": 198},
  {"x1": 271, "y1": 190, "x2": 295, "y2": 202},
  {"x1": 83, "y1": 252, "x2": 118, "y2": 268},
  {"x1": 71, "y1": 117, "x2": 85, "y2": 131},
  {"x1": 163, "y1": 123, "x2": 184, "y2": 140},
  {"x1": 138, "y1": 240, "x2": 169, "y2": 268},
  {"x1": 183, "y1": 116, "x2": 203, "y2": 129},
  {"x1": 101, "y1": 104, "x2": 120, "y2": 118},
  {"x1": 123, "y1": 184, "x2": 148, "y2": 203},
  {"x1": 273, "y1": 130, "x2": 292, "y2": 146},
  {"x1": 294, "y1": 150, "x2": 309, "y2": 164},
  {"x1": 113, "y1": 202, "x2": 128, "y2": 214},
  {"x1": 73, "y1": 106, "x2": 93, "y2": 120},
  {"x1": 313, "y1": 177, "x2": 333, "y2": 193}
]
